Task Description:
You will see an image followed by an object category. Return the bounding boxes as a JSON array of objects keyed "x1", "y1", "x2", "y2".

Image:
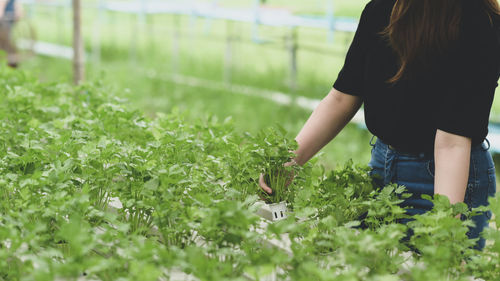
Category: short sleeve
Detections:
[
  {"x1": 435, "y1": 12, "x2": 500, "y2": 139},
  {"x1": 333, "y1": 3, "x2": 373, "y2": 97}
]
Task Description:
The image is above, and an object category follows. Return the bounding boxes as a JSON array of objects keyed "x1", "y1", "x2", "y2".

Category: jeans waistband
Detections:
[{"x1": 370, "y1": 136, "x2": 490, "y2": 158}]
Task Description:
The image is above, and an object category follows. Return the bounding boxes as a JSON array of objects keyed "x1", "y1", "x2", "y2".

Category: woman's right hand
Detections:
[
  {"x1": 258, "y1": 160, "x2": 297, "y2": 195},
  {"x1": 259, "y1": 173, "x2": 273, "y2": 194}
]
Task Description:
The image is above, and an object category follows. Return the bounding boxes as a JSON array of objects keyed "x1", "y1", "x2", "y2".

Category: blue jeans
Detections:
[
  {"x1": 3, "y1": 0, "x2": 15, "y2": 23},
  {"x1": 369, "y1": 137, "x2": 496, "y2": 250}
]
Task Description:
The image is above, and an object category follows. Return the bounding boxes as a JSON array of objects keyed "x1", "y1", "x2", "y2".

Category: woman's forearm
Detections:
[
  {"x1": 294, "y1": 88, "x2": 363, "y2": 165},
  {"x1": 0, "y1": 2, "x2": 5, "y2": 18},
  {"x1": 434, "y1": 129, "x2": 472, "y2": 204}
]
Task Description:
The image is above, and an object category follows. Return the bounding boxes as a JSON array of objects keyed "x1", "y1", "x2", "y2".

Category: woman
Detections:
[
  {"x1": 0, "y1": 0, "x2": 21, "y2": 68},
  {"x1": 260, "y1": 0, "x2": 500, "y2": 250}
]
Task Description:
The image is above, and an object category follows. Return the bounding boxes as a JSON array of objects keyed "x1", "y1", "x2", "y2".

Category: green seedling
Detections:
[{"x1": 261, "y1": 166, "x2": 295, "y2": 204}]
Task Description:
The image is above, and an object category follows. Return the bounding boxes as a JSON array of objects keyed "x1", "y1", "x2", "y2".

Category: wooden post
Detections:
[
  {"x1": 223, "y1": 20, "x2": 233, "y2": 84},
  {"x1": 171, "y1": 14, "x2": 180, "y2": 74},
  {"x1": 56, "y1": 4, "x2": 64, "y2": 44},
  {"x1": 327, "y1": 0, "x2": 335, "y2": 42},
  {"x1": 92, "y1": 0, "x2": 105, "y2": 65},
  {"x1": 252, "y1": 0, "x2": 261, "y2": 42},
  {"x1": 288, "y1": 27, "x2": 298, "y2": 92},
  {"x1": 73, "y1": 0, "x2": 84, "y2": 85}
]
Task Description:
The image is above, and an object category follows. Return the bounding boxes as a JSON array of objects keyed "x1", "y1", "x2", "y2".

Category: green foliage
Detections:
[
  {"x1": 403, "y1": 195, "x2": 476, "y2": 280},
  {"x1": 0, "y1": 69, "x2": 498, "y2": 280},
  {"x1": 465, "y1": 193, "x2": 500, "y2": 280},
  {"x1": 252, "y1": 126, "x2": 301, "y2": 203}
]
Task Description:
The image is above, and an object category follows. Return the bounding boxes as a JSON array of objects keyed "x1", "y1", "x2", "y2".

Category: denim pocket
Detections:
[
  {"x1": 483, "y1": 167, "x2": 496, "y2": 220},
  {"x1": 426, "y1": 160, "x2": 435, "y2": 178},
  {"x1": 487, "y1": 167, "x2": 496, "y2": 197},
  {"x1": 468, "y1": 168, "x2": 492, "y2": 209}
]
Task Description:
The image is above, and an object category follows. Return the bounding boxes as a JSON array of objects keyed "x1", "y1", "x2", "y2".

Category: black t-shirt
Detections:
[{"x1": 333, "y1": 0, "x2": 500, "y2": 153}]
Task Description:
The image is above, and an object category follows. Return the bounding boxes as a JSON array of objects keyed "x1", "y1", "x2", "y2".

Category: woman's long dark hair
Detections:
[{"x1": 383, "y1": 0, "x2": 500, "y2": 83}]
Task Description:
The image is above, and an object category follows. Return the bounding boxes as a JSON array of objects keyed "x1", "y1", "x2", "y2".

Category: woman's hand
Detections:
[
  {"x1": 259, "y1": 173, "x2": 273, "y2": 194},
  {"x1": 259, "y1": 160, "x2": 297, "y2": 195}
]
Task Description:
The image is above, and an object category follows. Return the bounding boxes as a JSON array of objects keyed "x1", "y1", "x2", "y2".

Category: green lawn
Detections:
[
  {"x1": 21, "y1": 55, "x2": 373, "y2": 170},
  {"x1": 13, "y1": 0, "x2": 500, "y2": 169}
]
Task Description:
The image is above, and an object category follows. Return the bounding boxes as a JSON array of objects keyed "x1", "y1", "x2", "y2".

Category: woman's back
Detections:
[{"x1": 334, "y1": 0, "x2": 500, "y2": 154}]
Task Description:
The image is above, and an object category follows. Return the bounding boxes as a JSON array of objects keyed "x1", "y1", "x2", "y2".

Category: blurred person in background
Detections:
[
  {"x1": 0, "y1": 0, "x2": 23, "y2": 68},
  {"x1": 260, "y1": 0, "x2": 500, "y2": 250}
]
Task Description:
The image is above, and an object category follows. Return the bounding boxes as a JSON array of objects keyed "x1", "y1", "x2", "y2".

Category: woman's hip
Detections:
[{"x1": 368, "y1": 138, "x2": 496, "y2": 208}]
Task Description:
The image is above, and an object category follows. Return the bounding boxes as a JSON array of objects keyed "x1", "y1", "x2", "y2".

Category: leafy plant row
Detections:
[{"x1": 0, "y1": 69, "x2": 499, "y2": 281}]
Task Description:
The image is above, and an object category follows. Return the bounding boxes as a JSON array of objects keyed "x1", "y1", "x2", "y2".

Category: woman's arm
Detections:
[
  {"x1": 434, "y1": 129, "x2": 472, "y2": 204},
  {"x1": 259, "y1": 88, "x2": 362, "y2": 194},
  {"x1": 0, "y1": 1, "x2": 6, "y2": 18},
  {"x1": 294, "y1": 88, "x2": 363, "y2": 165}
]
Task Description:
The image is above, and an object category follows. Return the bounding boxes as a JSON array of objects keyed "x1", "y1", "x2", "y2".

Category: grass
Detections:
[
  {"x1": 76, "y1": 0, "x2": 371, "y2": 17},
  {"x1": 26, "y1": 3, "x2": 354, "y2": 97},
  {"x1": 21, "y1": 55, "x2": 373, "y2": 170},
  {"x1": 23, "y1": 1, "x2": 499, "y2": 105},
  {"x1": 13, "y1": 0, "x2": 500, "y2": 170}
]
